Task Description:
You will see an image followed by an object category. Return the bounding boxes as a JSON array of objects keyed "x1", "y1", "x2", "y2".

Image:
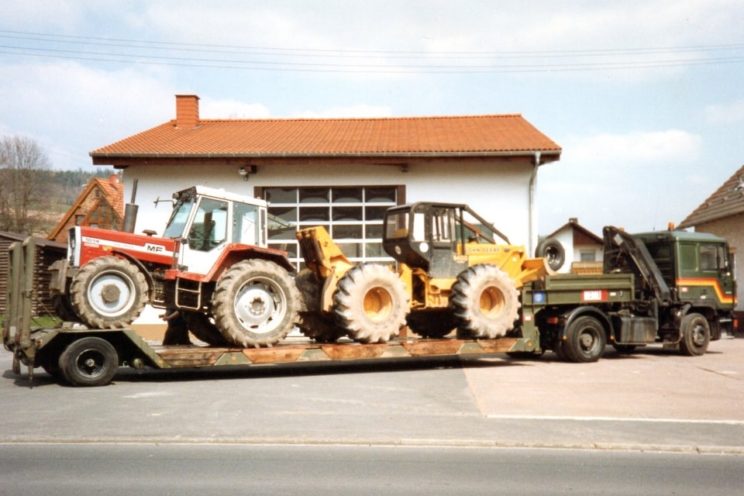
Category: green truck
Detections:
[{"x1": 519, "y1": 226, "x2": 736, "y2": 362}]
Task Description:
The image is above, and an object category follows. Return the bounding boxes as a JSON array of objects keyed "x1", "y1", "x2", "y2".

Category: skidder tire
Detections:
[
  {"x1": 70, "y1": 256, "x2": 148, "y2": 329},
  {"x1": 212, "y1": 259, "x2": 299, "y2": 347},
  {"x1": 679, "y1": 313, "x2": 710, "y2": 356},
  {"x1": 450, "y1": 264, "x2": 520, "y2": 339},
  {"x1": 182, "y1": 311, "x2": 230, "y2": 347},
  {"x1": 333, "y1": 264, "x2": 407, "y2": 343},
  {"x1": 563, "y1": 315, "x2": 606, "y2": 363},
  {"x1": 58, "y1": 337, "x2": 119, "y2": 387},
  {"x1": 295, "y1": 269, "x2": 346, "y2": 343}
]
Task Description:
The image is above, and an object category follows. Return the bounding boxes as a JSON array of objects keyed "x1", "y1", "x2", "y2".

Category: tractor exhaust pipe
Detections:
[{"x1": 122, "y1": 179, "x2": 139, "y2": 233}]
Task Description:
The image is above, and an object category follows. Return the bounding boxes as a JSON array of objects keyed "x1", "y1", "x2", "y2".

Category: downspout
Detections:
[{"x1": 528, "y1": 152, "x2": 541, "y2": 256}]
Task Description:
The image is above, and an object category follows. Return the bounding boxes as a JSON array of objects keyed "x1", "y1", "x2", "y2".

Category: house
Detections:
[
  {"x1": 90, "y1": 94, "x2": 561, "y2": 266},
  {"x1": 538, "y1": 218, "x2": 604, "y2": 274},
  {"x1": 47, "y1": 174, "x2": 124, "y2": 243},
  {"x1": 679, "y1": 164, "x2": 744, "y2": 320}
]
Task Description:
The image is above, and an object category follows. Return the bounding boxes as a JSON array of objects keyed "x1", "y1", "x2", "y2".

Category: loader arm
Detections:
[{"x1": 296, "y1": 226, "x2": 355, "y2": 311}]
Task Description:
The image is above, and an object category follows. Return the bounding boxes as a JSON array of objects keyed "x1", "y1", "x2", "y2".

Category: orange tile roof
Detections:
[
  {"x1": 91, "y1": 115, "x2": 561, "y2": 160},
  {"x1": 48, "y1": 175, "x2": 124, "y2": 241},
  {"x1": 679, "y1": 164, "x2": 744, "y2": 228}
]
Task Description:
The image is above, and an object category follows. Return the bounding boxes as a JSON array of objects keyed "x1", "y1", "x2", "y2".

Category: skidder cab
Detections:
[{"x1": 51, "y1": 186, "x2": 299, "y2": 347}]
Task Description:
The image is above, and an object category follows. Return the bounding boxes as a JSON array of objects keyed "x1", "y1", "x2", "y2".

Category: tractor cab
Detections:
[
  {"x1": 162, "y1": 186, "x2": 268, "y2": 274},
  {"x1": 383, "y1": 202, "x2": 511, "y2": 279}
]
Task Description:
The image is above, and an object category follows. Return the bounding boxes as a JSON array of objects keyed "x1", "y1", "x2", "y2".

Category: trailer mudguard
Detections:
[{"x1": 559, "y1": 306, "x2": 613, "y2": 340}]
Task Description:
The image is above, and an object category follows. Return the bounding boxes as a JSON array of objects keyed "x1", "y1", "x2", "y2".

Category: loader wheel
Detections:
[
  {"x1": 563, "y1": 315, "x2": 606, "y2": 363},
  {"x1": 182, "y1": 312, "x2": 230, "y2": 347},
  {"x1": 333, "y1": 264, "x2": 407, "y2": 343},
  {"x1": 295, "y1": 269, "x2": 347, "y2": 343},
  {"x1": 450, "y1": 264, "x2": 520, "y2": 339},
  {"x1": 406, "y1": 310, "x2": 456, "y2": 338},
  {"x1": 679, "y1": 313, "x2": 710, "y2": 356},
  {"x1": 70, "y1": 256, "x2": 148, "y2": 329},
  {"x1": 58, "y1": 337, "x2": 119, "y2": 387},
  {"x1": 212, "y1": 260, "x2": 299, "y2": 347}
]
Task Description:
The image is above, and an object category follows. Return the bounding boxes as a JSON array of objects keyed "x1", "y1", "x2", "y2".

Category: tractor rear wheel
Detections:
[
  {"x1": 450, "y1": 264, "x2": 520, "y2": 339},
  {"x1": 69, "y1": 256, "x2": 148, "y2": 329},
  {"x1": 212, "y1": 259, "x2": 299, "y2": 347},
  {"x1": 182, "y1": 311, "x2": 230, "y2": 347},
  {"x1": 333, "y1": 264, "x2": 407, "y2": 343}
]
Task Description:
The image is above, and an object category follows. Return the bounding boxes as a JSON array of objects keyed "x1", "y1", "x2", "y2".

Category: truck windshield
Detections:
[{"x1": 163, "y1": 197, "x2": 194, "y2": 238}]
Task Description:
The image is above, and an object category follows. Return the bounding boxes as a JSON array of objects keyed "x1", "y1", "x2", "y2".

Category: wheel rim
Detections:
[
  {"x1": 578, "y1": 327, "x2": 601, "y2": 356},
  {"x1": 691, "y1": 321, "x2": 707, "y2": 347},
  {"x1": 363, "y1": 287, "x2": 393, "y2": 322},
  {"x1": 234, "y1": 277, "x2": 286, "y2": 334},
  {"x1": 480, "y1": 286, "x2": 505, "y2": 317},
  {"x1": 87, "y1": 270, "x2": 136, "y2": 318},
  {"x1": 74, "y1": 348, "x2": 107, "y2": 380}
]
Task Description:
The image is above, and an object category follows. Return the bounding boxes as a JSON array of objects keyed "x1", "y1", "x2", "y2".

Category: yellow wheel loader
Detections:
[{"x1": 296, "y1": 202, "x2": 550, "y2": 343}]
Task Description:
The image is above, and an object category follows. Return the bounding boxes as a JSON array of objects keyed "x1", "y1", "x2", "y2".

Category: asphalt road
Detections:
[{"x1": 2, "y1": 443, "x2": 742, "y2": 496}]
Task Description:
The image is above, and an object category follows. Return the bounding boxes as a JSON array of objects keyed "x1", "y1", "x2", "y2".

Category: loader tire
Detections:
[
  {"x1": 333, "y1": 264, "x2": 407, "y2": 343},
  {"x1": 70, "y1": 256, "x2": 148, "y2": 329},
  {"x1": 450, "y1": 264, "x2": 520, "y2": 339},
  {"x1": 182, "y1": 311, "x2": 230, "y2": 347},
  {"x1": 406, "y1": 309, "x2": 456, "y2": 338},
  {"x1": 212, "y1": 259, "x2": 299, "y2": 348},
  {"x1": 679, "y1": 313, "x2": 710, "y2": 356},
  {"x1": 295, "y1": 269, "x2": 346, "y2": 343}
]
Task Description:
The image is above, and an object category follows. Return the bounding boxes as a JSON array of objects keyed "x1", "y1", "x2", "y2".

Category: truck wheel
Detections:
[
  {"x1": 450, "y1": 264, "x2": 520, "y2": 339},
  {"x1": 333, "y1": 264, "x2": 407, "y2": 343},
  {"x1": 182, "y1": 312, "x2": 230, "y2": 347},
  {"x1": 679, "y1": 313, "x2": 710, "y2": 356},
  {"x1": 563, "y1": 315, "x2": 606, "y2": 363},
  {"x1": 406, "y1": 310, "x2": 456, "y2": 338},
  {"x1": 58, "y1": 337, "x2": 119, "y2": 387},
  {"x1": 295, "y1": 269, "x2": 347, "y2": 343},
  {"x1": 70, "y1": 256, "x2": 148, "y2": 329},
  {"x1": 212, "y1": 259, "x2": 299, "y2": 347}
]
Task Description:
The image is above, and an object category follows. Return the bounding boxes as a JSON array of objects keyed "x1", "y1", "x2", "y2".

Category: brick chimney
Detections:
[{"x1": 175, "y1": 94, "x2": 199, "y2": 128}]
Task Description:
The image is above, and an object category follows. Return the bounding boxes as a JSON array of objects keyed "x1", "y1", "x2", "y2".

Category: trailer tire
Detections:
[
  {"x1": 450, "y1": 264, "x2": 520, "y2": 339},
  {"x1": 182, "y1": 312, "x2": 230, "y2": 347},
  {"x1": 295, "y1": 269, "x2": 346, "y2": 343},
  {"x1": 58, "y1": 337, "x2": 119, "y2": 387},
  {"x1": 679, "y1": 313, "x2": 710, "y2": 356},
  {"x1": 70, "y1": 256, "x2": 148, "y2": 329},
  {"x1": 333, "y1": 264, "x2": 407, "y2": 343},
  {"x1": 563, "y1": 315, "x2": 606, "y2": 363},
  {"x1": 406, "y1": 310, "x2": 456, "y2": 338},
  {"x1": 212, "y1": 259, "x2": 299, "y2": 347}
]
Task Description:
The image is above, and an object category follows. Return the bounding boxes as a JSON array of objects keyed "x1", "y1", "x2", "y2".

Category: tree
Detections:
[{"x1": 0, "y1": 135, "x2": 51, "y2": 233}]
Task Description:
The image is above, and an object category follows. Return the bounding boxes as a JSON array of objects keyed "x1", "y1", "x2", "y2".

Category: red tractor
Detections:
[{"x1": 49, "y1": 186, "x2": 299, "y2": 347}]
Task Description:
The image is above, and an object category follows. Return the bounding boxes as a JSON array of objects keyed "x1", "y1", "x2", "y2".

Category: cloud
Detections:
[
  {"x1": 567, "y1": 130, "x2": 702, "y2": 165},
  {"x1": 705, "y1": 99, "x2": 744, "y2": 125}
]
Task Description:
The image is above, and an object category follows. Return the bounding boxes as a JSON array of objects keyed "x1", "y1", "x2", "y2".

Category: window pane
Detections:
[
  {"x1": 333, "y1": 206, "x2": 363, "y2": 222},
  {"x1": 366, "y1": 187, "x2": 396, "y2": 203},
  {"x1": 365, "y1": 243, "x2": 384, "y2": 258},
  {"x1": 333, "y1": 188, "x2": 363, "y2": 203},
  {"x1": 268, "y1": 206, "x2": 297, "y2": 223},
  {"x1": 700, "y1": 244, "x2": 719, "y2": 271},
  {"x1": 299, "y1": 207, "x2": 330, "y2": 222},
  {"x1": 299, "y1": 188, "x2": 330, "y2": 204},
  {"x1": 365, "y1": 205, "x2": 389, "y2": 221},
  {"x1": 339, "y1": 243, "x2": 363, "y2": 258},
  {"x1": 264, "y1": 187, "x2": 296, "y2": 204},
  {"x1": 187, "y1": 198, "x2": 228, "y2": 251},
  {"x1": 333, "y1": 224, "x2": 363, "y2": 239},
  {"x1": 268, "y1": 225, "x2": 297, "y2": 241},
  {"x1": 365, "y1": 224, "x2": 383, "y2": 239},
  {"x1": 233, "y1": 203, "x2": 259, "y2": 245}
]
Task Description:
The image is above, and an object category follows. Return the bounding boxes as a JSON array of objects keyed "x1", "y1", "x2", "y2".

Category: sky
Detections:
[{"x1": 1, "y1": 0, "x2": 743, "y2": 236}]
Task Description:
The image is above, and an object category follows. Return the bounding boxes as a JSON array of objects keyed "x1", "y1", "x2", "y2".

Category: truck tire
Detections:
[
  {"x1": 333, "y1": 264, "x2": 407, "y2": 343},
  {"x1": 182, "y1": 312, "x2": 230, "y2": 347},
  {"x1": 406, "y1": 310, "x2": 456, "y2": 338},
  {"x1": 295, "y1": 269, "x2": 346, "y2": 343},
  {"x1": 212, "y1": 259, "x2": 299, "y2": 348},
  {"x1": 563, "y1": 315, "x2": 606, "y2": 363},
  {"x1": 450, "y1": 264, "x2": 520, "y2": 339},
  {"x1": 536, "y1": 238, "x2": 565, "y2": 272},
  {"x1": 58, "y1": 337, "x2": 119, "y2": 387},
  {"x1": 69, "y1": 256, "x2": 148, "y2": 329},
  {"x1": 679, "y1": 313, "x2": 710, "y2": 356}
]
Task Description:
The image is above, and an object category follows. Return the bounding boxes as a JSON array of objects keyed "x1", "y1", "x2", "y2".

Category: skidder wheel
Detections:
[
  {"x1": 679, "y1": 313, "x2": 710, "y2": 356},
  {"x1": 58, "y1": 337, "x2": 119, "y2": 387},
  {"x1": 406, "y1": 309, "x2": 456, "y2": 338},
  {"x1": 333, "y1": 264, "x2": 407, "y2": 343},
  {"x1": 182, "y1": 311, "x2": 230, "y2": 347},
  {"x1": 212, "y1": 259, "x2": 299, "y2": 347},
  {"x1": 450, "y1": 264, "x2": 520, "y2": 339},
  {"x1": 70, "y1": 256, "x2": 148, "y2": 329},
  {"x1": 295, "y1": 269, "x2": 346, "y2": 343}
]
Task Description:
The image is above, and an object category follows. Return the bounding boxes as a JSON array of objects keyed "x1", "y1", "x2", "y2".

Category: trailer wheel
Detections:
[
  {"x1": 70, "y1": 256, "x2": 148, "y2": 329},
  {"x1": 333, "y1": 264, "x2": 407, "y2": 343},
  {"x1": 212, "y1": 260, "x2": 299, "y2": 347},
  {"x1": 563, "y1": 315, "x2": 606, "y2": 362},
  {"x1": 182, "y1": 312, "x2": 230, "y2": 347},
  {"x1": 450, "y1": 264, "x2": 520, "y2": 339},
  {"x1": 58, "y1": 337, "x2": 119, "y2": 387},
  {"x1": 406, "y1": 310, "x2": 456, "y2": 338},
  {"x1": 679, "y1": 313, "x2": 710, "y2": 356},
  {"x1": 295, "y1": 269, "x2": 347, "y2": 343}
]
